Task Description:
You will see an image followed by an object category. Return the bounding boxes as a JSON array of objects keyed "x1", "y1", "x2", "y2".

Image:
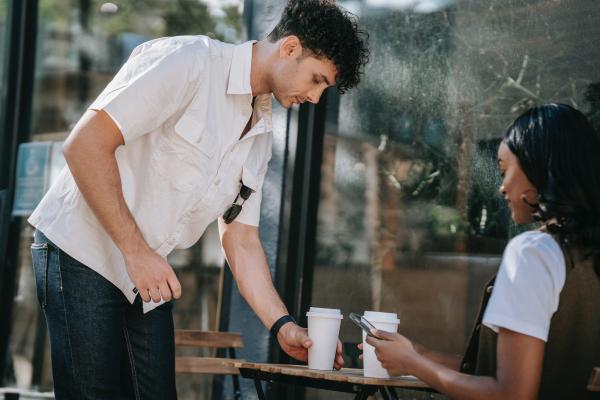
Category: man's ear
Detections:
[{"x1": 279, "y1": 35, "x2": 303, "y2": 60}]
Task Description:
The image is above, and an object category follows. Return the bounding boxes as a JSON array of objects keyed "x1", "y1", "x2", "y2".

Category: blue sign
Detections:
[{"x1": 12, "y1": 142, "x2": 52, "y2": 216}]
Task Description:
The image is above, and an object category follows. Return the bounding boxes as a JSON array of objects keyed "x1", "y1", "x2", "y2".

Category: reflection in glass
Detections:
[
  {"x1": 309, "y1": 2, "x2": 600, "y2": 398},
  {"x1": 0, "y1": 1, "x2": 7, "y2": 127},
  {"x1": 7, "y1": 2, "x2": 243, "y2": 399}
]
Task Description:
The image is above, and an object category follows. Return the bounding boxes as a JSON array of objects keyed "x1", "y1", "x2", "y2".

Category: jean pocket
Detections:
[{"x1": 31, "y1": 243, "x2": 49, "y2": 308}]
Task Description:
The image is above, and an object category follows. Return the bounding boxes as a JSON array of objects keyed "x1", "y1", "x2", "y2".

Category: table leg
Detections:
[
  {"x1": 354, "y1": 387, "x2": 377, "y2": 400},
  {"x1": 387, "y1": 387, "x2": 399, "y2": 400},
  {"x1": 379, "y1": 386, "x2": 390, "y2": 400},
  {"x1": 253, "y1": 379, "x2": 267, "y2": 400},
  {"x1": 353, "y1": 391, "x2": 367, "y2": 400},
  {"x1": 232, "y1": 374, "x2": 242, "y2": 400}
]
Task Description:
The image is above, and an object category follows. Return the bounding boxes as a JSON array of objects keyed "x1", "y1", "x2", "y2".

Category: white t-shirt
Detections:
[{"x1": 482, "y1": 231, "x2": 566, "y2": 342}]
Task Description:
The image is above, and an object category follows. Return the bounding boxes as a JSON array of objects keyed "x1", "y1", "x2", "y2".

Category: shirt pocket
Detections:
[{"x1": 151, "y1": 111, "x2": 218, "y2": 192}]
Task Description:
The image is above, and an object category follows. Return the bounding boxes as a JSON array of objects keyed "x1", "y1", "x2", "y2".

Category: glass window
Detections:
[
  {"x1": 0, "y1": 1, "x2": 7, "y2": 131},
  {"x1": 7, "y1": 1, "x2": 244, "y2": 399},
  {"x1": 309, "y1": 1, "x2": 600, "y2": 397}
]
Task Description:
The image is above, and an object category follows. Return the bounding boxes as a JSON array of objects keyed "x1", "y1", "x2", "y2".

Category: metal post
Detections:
[{"x1": 0, "y1": 0, "x2": 38, "y2": 384}]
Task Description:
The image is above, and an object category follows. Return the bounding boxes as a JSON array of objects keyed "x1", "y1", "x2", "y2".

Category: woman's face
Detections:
[{"x1": 497, "y1": 142, "x2": 539, "y2": 224}]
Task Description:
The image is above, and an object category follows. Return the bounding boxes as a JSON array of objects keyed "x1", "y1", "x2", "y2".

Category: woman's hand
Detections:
[{"x1": 364, "y1": 330, "x2": 422, "y2": 376}]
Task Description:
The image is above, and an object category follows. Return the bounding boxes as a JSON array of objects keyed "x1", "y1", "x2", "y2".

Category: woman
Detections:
[{"x1": 362, "y1": 104, "x2": 600, "y2": 399}]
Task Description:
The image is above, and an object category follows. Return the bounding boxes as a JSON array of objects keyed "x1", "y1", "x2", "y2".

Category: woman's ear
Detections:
[{"x1": 520, "y1": 189, "x2": 539, "y2": 209}]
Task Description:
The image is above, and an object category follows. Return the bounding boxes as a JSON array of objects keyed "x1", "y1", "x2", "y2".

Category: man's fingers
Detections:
[
  {"x1": 158, "y1": 282, "x2": 172, "y2": 302},
  {"x1": 295, "y1": 328, "x2": 312, "y2": 348},
  {"x1": 139, "y1": 288, "x2": 151, "y2": 302},
  {"x1": 333, "y1": 352, "x2": 344, "y2": 370},
  {"x1": 149, "y1": 287, "x2": 162, "y2": 303},
  {"x1": 168, "y1": 274, "x2": 182, "y2": 299}
]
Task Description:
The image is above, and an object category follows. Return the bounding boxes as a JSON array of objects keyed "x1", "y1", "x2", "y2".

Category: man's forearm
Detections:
[
  {"x1": 63, "y1": 110, "x2": 148, "y2": 258},
  {"x1": 220, "y1": 225, "x2": 288, "y2": 329}
]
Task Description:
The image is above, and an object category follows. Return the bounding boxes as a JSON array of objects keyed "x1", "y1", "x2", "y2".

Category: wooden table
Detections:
[{"x1": 232, "y1": 362, "x2": 433, "y2": 400}]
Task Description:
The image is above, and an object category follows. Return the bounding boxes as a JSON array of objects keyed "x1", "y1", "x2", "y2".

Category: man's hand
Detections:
[
  {"x1": 218, "y1": 221, "x2": 344, "y2": 369},
  {"x1": 63, "y1": 109, "x2": 182, "y2": 304},
  {"x1": 124, "y1": 245, "x2": 182, "y2": 303},
  {"x1": 277, "y1": 322, "x2": 345, "y2": 370}
]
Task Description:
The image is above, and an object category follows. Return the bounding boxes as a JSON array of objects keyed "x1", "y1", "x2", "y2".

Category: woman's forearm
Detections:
[
  {"x1": 411, "y1": 355, "x2": 506, "y2": 400},
  {"x1": 415, "y1": 344, "x2": 462, "y2": 371}
]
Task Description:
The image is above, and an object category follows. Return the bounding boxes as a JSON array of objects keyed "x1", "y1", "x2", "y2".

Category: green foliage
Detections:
[
  {"x1": 89, "y1": 0, "x2": 242, "y2": 40},
  {"x1": 39, "y1": 0, "x2": 73, "y2": 30},
  {"x1": 37, "y1": 0, "x2": 242, "y2": 40},
  {"x1": 427, "y1": 205, "x2": 469, "y2": 236},
  {"x1": 90, "y1": 0, "x2": 220, "y2": 38},
  {"x1": 162, "y1": 0, "x2": 214, "y2": 36}
]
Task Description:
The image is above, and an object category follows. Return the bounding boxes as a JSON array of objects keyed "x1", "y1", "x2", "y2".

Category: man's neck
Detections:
[{"x1": 250, "y1": 40, "x2": 273, "y2": 96}]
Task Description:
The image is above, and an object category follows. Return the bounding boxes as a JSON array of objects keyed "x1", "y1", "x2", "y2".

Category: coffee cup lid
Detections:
[
  {"x1": 364, "y1": 311, "x2": 400, "y2": 324},
  {"x1": 306, "y1": 307, "x2": 343, "y2": 319}
]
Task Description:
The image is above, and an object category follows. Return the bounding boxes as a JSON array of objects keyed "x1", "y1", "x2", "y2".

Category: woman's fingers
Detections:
[
  {"x1": 373, "y1": 329, "x2": 396, "y2": 340},
  {"x1": 365, "y1": 335, "x2": 380, "y2": 347}
]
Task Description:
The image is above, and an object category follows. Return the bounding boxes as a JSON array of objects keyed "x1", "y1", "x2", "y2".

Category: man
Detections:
[{"x1": 28, "y1": 0, "x2": 369, "y2": 398}]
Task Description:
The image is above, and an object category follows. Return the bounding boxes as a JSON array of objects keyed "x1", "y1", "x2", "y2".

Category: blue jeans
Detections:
[{"x1": 31, "y1": 230, "x2": 177, "y2": 400}]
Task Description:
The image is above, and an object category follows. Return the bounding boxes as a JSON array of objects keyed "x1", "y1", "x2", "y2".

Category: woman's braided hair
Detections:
[{"x1": 504, "y1": 103, "x2": 600, "y2": 276}]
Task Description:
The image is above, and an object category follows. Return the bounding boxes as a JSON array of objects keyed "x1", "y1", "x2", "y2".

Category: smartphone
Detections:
[{"x1": 349, "y1": 312, "x2": 380, "y2": 338}]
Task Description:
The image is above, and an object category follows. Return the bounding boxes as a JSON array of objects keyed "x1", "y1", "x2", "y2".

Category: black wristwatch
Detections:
[{"x1": 270, "y1": 315, "x2": 296, "y2": 337}]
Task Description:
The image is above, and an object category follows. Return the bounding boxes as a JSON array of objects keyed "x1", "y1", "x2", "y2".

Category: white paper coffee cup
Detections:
[
  {"x1": 361, "y1": 311, "x2": 400, "y2": 378},
  {"x1": 306, "y1": 307, "x2": 343, "y2": 371}
]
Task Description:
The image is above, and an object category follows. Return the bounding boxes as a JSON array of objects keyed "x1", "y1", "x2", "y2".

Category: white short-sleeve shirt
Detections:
[
  {"x1": 483, "y1": 231, "x2": 566, "y2": 341},
  {"x1": 28, "y1": 36, "x2": 273, "y2": 313}
]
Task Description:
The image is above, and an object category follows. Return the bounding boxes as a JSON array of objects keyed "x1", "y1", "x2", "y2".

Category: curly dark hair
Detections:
[
  {"x1": 268, "y1": 0, "x2": 370, "y2": 94},
  {"x1": 504, "y1": 103, "x2": 600, "y2": 275}
]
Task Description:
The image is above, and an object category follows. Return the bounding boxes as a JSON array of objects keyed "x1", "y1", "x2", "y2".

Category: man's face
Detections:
[{"x1": 270, "y1": 37, "x2": 338, "y2": 108}]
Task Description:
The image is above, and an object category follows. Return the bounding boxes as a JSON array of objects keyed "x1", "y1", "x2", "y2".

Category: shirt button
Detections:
[
  {"x1": 486, "y1": 285, "x2": 494, "y2": 294},
  {"x1": 214, "y1": 178, "x2": 221, "y2": 185}
]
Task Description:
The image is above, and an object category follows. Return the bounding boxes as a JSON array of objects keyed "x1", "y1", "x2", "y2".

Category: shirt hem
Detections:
[{"x1": 28, "y1": 221, "x2": 138, "y2": 307}]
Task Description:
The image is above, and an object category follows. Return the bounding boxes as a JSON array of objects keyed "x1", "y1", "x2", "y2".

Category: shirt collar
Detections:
[{"x1": 227, "y1": 40, "x2": 257, "y2": 95}]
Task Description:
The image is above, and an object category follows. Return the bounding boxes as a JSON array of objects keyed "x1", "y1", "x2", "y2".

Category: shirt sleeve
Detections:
[
  {"x1": 88, "y1": 39, "x2": 205, "y2": 144},
  {"x1": 233, "y1": 182, "x2": 264, "y2": 227},
  {"x1": 233, "y1": 134, "x2": 273, "y2": 227},
  {"x1": 482, "y1": 231, "x2": 566, "y2": 342}
]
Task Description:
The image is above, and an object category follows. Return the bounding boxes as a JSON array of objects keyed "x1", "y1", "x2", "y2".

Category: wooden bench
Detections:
[
  {"x1": 0, "y1": 388, "x2": 54, "y2": 399},
  {"x1": 175, "y1": 330, "x2": 244, "y2": 399},
  {"x1": 589, "y1": 367, "x2": 600, "y2": 392}
]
